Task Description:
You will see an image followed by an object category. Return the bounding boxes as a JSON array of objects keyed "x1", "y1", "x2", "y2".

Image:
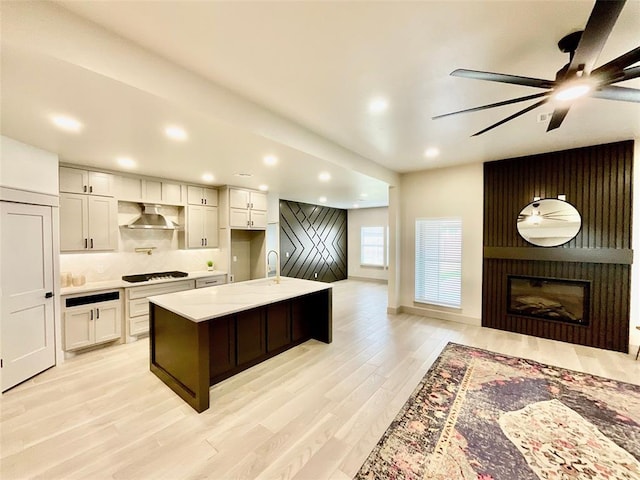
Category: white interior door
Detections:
[{"x1": 1, "y1": 202, "x2": 56, "y2": 392}]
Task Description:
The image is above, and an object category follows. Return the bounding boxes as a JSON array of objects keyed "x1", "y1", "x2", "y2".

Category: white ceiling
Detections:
[{"x1": 1, "y1": 1, "x2": 639, "y2": 209}]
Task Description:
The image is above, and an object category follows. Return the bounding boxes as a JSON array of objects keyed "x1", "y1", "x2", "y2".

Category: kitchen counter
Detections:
[
  {"x1": 60, "y1": 270, "x2": 227, "y2": 296},
  {"x1": 148, "y1": 276, "x2": 332, "y2": 412},
  {"x1": 148, "y1": 276, "x2": 331, "y2": 322}
]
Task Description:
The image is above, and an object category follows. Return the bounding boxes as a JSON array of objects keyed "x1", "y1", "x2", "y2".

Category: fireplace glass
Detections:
[{"x1": 507, "y1": 275, "x2": 590, "y2": 326}]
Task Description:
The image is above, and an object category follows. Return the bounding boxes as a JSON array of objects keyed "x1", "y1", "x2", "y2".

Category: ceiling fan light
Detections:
[{"x1": 553, "y1": 83, "x2": 593, "y2": 101}]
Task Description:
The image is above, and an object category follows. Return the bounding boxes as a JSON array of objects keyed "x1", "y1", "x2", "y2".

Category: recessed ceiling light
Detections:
[
  {"x1": 318, "y1": 172, "x2": 331, "y2": 182},
  {"x1": 263, "y1": 155, "x2": 278, "y2": 166},
  {"x1": 165, "y1": 125, "x2": 188, "y2": 141},
  {"x1": 117, "y1": 157, "x2": 136, "y2": 169},
  {"x1": 319, "y1": 196, "x2": 327, "y2": 203},
  {"x1": 51, "y1": 115, "x2": 82, "y2": 132},
  {"x1": 202, "y1": 173, "x2": 214, "y2": 182},
  {"x1": 368, "y1": 97, "x2": 389, "y2": 114},
  {"x1": 258, "y1": 184, "x2": 269, "y2": 191},
  {"x1": 424, "y1": 147, "x2": 440, "y2": 158}
]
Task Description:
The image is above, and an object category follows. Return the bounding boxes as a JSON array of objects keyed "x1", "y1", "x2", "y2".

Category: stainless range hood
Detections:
[{"x1": 127, "y1": 204, "x2": 179, "y2": 230}]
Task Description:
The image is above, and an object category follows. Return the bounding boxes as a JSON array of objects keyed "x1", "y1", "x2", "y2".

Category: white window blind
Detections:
[
  {"x1": 415, "y1": 218, "x2": 462, "y2": 307},
  {"x1": 361, "y1": 226, "x2": 385, "y2": 266}
]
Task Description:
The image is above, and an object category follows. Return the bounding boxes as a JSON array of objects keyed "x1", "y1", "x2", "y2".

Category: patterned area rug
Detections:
[{"x1": 355, "y1": 343, "x2": 640, "y2": 480}]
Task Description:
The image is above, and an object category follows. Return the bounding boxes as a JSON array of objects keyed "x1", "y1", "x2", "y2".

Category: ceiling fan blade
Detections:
[
  {"x1": 592, "y1": 85, "x2": 640, "y2": 103},
  {"x1": 546, "y1": 106, "x2": 571, "y2": 132},
  {"x1": 432, "y1": 92, "x2": 550, "y2": 120},
  {"x1": 619, "y1": 65, "x2": 640, "y2": 83},
  {"x1": 472, "y1": 98, "x2": 549, "y2": 136},
  {"x1": 566, "y1": 0, "x2": 626, "y2": 78},
  {"x1": 451, "y1": 69, "x2": 555, "y2": 89},
  {"x1": 593, "y1": 46, "x2": 640, "y2": 81}
]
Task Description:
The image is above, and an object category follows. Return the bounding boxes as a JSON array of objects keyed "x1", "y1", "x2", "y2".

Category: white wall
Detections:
[
  {"x1": 0, "y1": 135, "x2": 58, "y2": 195},
  {"x1": 347, "y1": 207, "x2": 388, "y2": 281},
  {"x1": 396, "y1": 162, "x2": 484, "y2": 325}
]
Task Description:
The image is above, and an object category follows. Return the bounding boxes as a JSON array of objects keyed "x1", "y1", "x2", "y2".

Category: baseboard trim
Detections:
[
  {"x1": 348, "y1": 276, "x2": 388, "y2": 284},
  {"x1": 399, "y1": 305, "x2": 481, "y2": 326}
]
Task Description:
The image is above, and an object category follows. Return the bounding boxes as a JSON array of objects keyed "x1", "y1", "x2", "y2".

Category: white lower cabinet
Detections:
[
  {"x1": 63, "y1": 291, "x2": 122, "y2": 351},
  {"x1": 125, "y1": 280, "x2": 195, "y2": 340}
]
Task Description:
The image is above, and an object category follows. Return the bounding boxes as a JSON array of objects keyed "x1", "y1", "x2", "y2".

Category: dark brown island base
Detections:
[{"x1": 147, "y1": 277, "x2": 332, "y2": 412}]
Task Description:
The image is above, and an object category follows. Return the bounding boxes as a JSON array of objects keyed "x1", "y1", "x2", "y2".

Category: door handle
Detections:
[
  {"x1": 90, "y1": 238, "x2": 94, "y2": 249},
  {"x1": 89, "y1": 185, "x2": 93, "y2": 193},
  {"x1": 90, "y1": 310, "x2": 94, "y2": 320},
  {"x1": 96, "y1": 308, "x2": 100, "y2": 319},
  {"x1": 45, "y1": 292, "x2": 53, "y2": 298},
  {"x1": 85, "y1": 238, "x2": 88, "y2": 249},
  {"x1": 84, "y1": 185, "x2": 87, "y2": 193},
  {"x1": 204, "y1": 238, "x2": 207, "y2": 246}
]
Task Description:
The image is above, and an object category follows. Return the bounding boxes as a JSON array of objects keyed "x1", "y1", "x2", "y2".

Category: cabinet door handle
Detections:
[
  {"x1": 251, "y1": 203, "x2": 254, "y2": 209},
  {"x1": 204, "y1": 198, "x2": 207, "y2": 205},
  {"x1": 89, "y1": 185, "x2": 93, "y2": 193},
  {"x1": 85, "y1": 238, "x2": 88, "y2": 249},
  {"x1": 90, "y1": 310, "x2": 94, "y2": 320},
  {"x1": 204, "y1": 238, "x2": 207, "y2": 246},
  {"x1": 84, "y1": 185, "x2": 87, "y2": 193},
  {"x1": 96, "y1": 308, "x2": 100, "y2": 319},
  {"x1": 45, "y1": 291, "x2": 53, "y2": 299},
  {"x1": 247, "y1": 220, "x2": 250, "y2": 227},
  {"x1": 251, "y1": 220, "x2": 254, "y2": 226},
  {"x1": 90, "y1": 238, "x2": 94, "y2": 249}
]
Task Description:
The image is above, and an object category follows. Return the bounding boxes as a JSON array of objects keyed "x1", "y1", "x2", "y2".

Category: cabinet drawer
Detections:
[
  {"x1": 129, "y1": 297, "x2": 149, "y2": 318},
  {"x1": 195, "y1": 276, "x2": 226, "y2": 288},
  {"x1": 130, "y1": 315, "x2": 149, "y2": 336},
  {"x1": 127, "y1": 280, "x2": 194, "y2": 300}
]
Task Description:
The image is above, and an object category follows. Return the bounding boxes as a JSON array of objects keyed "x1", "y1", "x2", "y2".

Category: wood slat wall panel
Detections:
[
  {"x1": 279, "y1": 200, "x2": 347, "y2": 283},
  {"x1": 482, "y1": 141, "x2": 633, "y2": 352}
]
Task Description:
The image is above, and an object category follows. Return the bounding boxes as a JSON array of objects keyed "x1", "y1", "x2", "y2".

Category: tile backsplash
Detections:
[{"x1": 60, "y1": 203, "x2": 226, "y2": 282}]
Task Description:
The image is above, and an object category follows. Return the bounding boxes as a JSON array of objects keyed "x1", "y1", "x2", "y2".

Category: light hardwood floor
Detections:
[{"x1": 2, "y1": 280, "x2": 639, "y2": 479}]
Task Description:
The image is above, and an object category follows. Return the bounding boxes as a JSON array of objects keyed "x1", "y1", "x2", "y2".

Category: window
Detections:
[
  {"x1": 360, "y1": 226, "x2": 385, "y2": 266},
  {"x1": 415, "y1": 218, "x2": 462, "y2": 307}
]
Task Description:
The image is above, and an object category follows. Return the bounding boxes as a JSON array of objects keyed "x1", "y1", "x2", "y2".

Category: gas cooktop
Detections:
[{"x1": 122, "y1": 271, "x2": 188, "y2": 283}]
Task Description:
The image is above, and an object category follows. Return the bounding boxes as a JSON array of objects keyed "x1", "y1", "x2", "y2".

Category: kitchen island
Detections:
[{"x1": 148, "y1": 277, "x2": 332, "y2": 412}]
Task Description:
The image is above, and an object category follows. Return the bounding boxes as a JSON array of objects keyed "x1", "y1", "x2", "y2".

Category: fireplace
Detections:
[{"x1": 507, "y1": 275, "x2": 590, "y2": 326}]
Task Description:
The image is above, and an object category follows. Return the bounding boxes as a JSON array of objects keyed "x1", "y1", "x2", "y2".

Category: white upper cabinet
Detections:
[
  {"x1": 186, "y1": 205, "x2": 218, "y2": 248},
  {"x1": 114, "y1": 176, "x2": 184, "y2": 205},
  {"x1": 59, "y1": 193, "x2": 118, "y2": 252},
  {"x1": 187, "y1": 186, "x2": 218, "y2": 206},
  {"x1": 162, "y1": 182, "x2": 183, "y2": 205},
  {"x1": 60, "y1": 167, "x2": 114, "y2": 196},
  {"x1": 228, "y1": 188, "x2": 267, "y2": 229}
]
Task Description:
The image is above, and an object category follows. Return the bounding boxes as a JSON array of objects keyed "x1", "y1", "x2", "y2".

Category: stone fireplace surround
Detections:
[{"x1": 482, "y1": 140, "x2": 633, "y2": 353}]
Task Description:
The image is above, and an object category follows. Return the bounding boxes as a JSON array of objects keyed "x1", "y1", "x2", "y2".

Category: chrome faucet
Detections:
[{"x1": 267, "y1": 249, "x2": 280, "y2": 284}]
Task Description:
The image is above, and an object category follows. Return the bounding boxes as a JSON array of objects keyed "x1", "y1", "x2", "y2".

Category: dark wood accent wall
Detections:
[
  {"x1": 280, "y1": 200, "x2": 347, "y2": 282},
  {"x1": 483, "y1": 140, "x2": 634, "y2": 352}
]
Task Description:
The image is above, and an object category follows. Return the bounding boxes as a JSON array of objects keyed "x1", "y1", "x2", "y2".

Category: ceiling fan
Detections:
[{"x1": 433, "y1": 0, "x2": 640, "y2": 136}]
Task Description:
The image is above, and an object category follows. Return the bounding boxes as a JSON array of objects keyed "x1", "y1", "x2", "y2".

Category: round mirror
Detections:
[{"x1": 517, "y1": 199, "x2": 581, "y2": 247}]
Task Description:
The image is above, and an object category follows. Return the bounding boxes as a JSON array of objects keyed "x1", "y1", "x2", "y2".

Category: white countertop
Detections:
[
  {"x1": 60, "y1": 270, "x2": 227, "y2": 296},
  {"x1": 148, "y1": 276, "x2": 332, "y2": 322}
]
